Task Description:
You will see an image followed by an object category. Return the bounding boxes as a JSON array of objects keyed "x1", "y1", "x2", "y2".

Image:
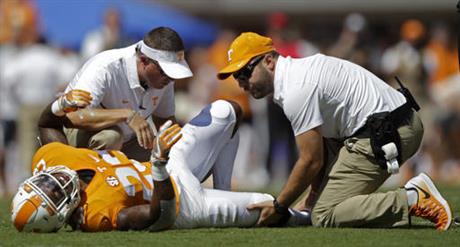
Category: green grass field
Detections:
[{"x1": 1, "y1": 185, "x2": 459, "y2": 247}]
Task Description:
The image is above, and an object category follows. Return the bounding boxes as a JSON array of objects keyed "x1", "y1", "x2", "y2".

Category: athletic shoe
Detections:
[{"x1": 404, "y1": 173, "x2": 452, "y2": 230}]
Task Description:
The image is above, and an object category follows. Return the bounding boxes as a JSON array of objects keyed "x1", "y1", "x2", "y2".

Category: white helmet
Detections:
[{"x1": 11, "y1": 166, "x2": 81, "y2": 232}]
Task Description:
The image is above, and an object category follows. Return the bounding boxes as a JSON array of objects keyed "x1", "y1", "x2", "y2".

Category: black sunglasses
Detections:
[
  {"x1": 150, "y1": 59, "x2": 169, "y2": 78},
  {"x1": 233, "y1": 55, "x2": 264, "y2": 81}
]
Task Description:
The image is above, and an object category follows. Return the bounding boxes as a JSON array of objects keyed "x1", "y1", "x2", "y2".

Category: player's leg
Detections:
[
  {"x1": 168, "y1": 100, "x2": 241, "y2": 188},
  {"x1": 200, "y1": 189, "x2": 311, "y2": 228},
  {"x1": 203, "y1": 189, "x2": 273, "y2": 227},
  {"x1": 211, "y1": 133, "x2": 238, "y2": 190}
]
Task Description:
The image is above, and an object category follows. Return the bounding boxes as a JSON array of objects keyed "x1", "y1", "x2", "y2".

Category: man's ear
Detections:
[{"x1": 265, "y1": 54, "x2": 276, "y2": 72}]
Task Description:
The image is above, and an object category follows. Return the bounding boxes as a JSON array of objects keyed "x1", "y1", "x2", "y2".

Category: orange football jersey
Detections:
[{"x1": 31, "y1": 142, "x2": 157, "y2": 231}]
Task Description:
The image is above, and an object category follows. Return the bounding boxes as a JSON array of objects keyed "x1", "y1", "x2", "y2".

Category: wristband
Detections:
[
  {"x1": 150, "y1": 158, "x2": 169, "y2": 181},
  {"x1": 273, "y1": 199, "x2": 290, "y2": 216},
  {"x1": 272, "y1": 199, "x2": 291, "y2": 227},
  {"x1": 152, "y1": 158, "x2": 168, "y2": 166},
  {"x1": 51, "y1": 100, "x2": 65, "y2": 116}
]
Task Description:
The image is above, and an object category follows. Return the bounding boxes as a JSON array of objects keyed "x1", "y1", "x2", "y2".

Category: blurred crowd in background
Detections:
[{"x1": 0, "y1": 0, "x2": 459, "y2": 197}]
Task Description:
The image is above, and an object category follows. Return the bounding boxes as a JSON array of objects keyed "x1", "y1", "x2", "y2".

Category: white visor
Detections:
[{"x1": 139, "y1": 40, "x2": 193, "y2": 79}]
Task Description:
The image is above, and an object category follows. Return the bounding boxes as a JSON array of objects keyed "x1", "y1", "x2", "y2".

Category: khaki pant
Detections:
[
  {"x1": 18, "y1": 105, "x2": 45, "y2": 174},
  {"x1": 65, "y1": 126, "x2": 151, "y2": 162},
  {"x1": 311, "y1": 111, "x2": 424, "y2": 228}
]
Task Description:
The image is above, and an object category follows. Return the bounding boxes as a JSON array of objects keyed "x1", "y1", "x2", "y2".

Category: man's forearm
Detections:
[
  {"x1": 38, "y1": 103, "x2": 133, "y2": 143},
  {"x1": 66, "y1": 108, "x2": 133, "y2": 131},
  {"x1": 277, "y1": 158, "x2": 323, "y2": 207},
  {"x1": 277, "y1": 127, "x2": 324, "y2": 207}
]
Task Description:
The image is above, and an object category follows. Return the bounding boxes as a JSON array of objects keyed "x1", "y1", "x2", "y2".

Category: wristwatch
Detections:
[
  {"x1": 272, "y1": 199, "x2": 291, "y2": 226},
  {"x1": 273, "y1": 199, "x2": 289, "y2": 215}
]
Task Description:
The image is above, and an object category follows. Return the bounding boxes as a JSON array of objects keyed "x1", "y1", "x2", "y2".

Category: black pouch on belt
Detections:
[{"x1": 367, "y1": 112, "x2": 402, "y2": 169}]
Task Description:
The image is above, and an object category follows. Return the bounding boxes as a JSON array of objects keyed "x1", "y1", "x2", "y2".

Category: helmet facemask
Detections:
[{"x1": 11, "y1": 166, "x2": 81, "y2": 232}]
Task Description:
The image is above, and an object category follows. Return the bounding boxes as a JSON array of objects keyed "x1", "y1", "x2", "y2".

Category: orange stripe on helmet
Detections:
[{"x1": 13, "y1": 195, "x2": 42, "y2": 231}]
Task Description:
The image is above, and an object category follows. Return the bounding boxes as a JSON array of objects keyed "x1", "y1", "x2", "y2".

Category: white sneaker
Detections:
[{"x1": 404, "y1": 173, "x2": 452, "y2": 230}]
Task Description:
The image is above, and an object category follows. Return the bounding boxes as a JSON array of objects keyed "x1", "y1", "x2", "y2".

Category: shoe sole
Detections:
[{"x1": 412, "y1": 173, "x2": 453, "y2": 230}]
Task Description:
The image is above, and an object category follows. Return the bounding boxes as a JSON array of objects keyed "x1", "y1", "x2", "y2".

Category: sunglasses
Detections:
[
  {"x1": 233, "y1": 55, "x2": 264, "y2": 81},
  {"x1": 150, "y1": 59, "x2": 169, "y2": 78}
]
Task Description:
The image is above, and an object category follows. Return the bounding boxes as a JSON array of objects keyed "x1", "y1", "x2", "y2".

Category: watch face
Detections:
[{"x1": 273, "y1": 199, "x2": 289, "y2": 215}]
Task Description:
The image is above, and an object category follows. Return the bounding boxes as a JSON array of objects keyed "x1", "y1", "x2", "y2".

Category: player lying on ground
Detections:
[{"x1": 11, "y1": 98, "x2": 310, "y2": 232}]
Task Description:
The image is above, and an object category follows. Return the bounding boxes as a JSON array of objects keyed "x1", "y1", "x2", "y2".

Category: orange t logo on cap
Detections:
[
  {"x1": 217, "y1": 32, "x2": 275, "y2": 80},
  {"x1": 227, "y1": 49, "x2": 234, "y2": 62}
]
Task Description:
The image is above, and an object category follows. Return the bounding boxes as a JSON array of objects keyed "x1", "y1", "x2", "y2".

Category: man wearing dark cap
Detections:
[{"x1": 217, "y1": 32, "x2": 452, "y2": 230}]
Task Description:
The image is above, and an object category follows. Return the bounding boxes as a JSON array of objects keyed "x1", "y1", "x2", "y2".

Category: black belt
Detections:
[{"x1": 352, "y1": 102, "x2": 414, "y2": 139}]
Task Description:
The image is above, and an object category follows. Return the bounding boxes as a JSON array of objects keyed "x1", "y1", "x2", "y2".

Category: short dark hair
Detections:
[
  {"x1": 268, "y1": 50, "x2": 279, "y2": 58},
  {"x1": 143, "y1": 27, "x2": 184, "y2": 51}
]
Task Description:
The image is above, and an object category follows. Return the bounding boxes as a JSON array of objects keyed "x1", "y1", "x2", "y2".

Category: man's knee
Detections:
[
  {"x1": 210, "y1": 100, "x2": 242, "y2": 137},
  {"x1": 210, "y1": 100, "x2": 241, "y2": 120},
  {"x1": 89, "y1": 126, "x2": 123, "y2": 150},
  {"x1": 311, "y1": 205, "x2": 332, "y2": 227}
]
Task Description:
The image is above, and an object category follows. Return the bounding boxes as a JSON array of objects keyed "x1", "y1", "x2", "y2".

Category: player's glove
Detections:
[
  {"x1": 151, "y1": 120, "x2": 182, "y2": 164},
  {"x1": 52, "y1": 89, "x2": 92, "y2": 116}
]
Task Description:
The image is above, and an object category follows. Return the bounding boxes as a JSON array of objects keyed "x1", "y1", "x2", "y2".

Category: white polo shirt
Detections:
[
  {"x1": 273, "y1": 54, "x2": 406, "y2": 139},
  {"x1": 66, "y1": 44, "x2": 175, "y2": 141}
]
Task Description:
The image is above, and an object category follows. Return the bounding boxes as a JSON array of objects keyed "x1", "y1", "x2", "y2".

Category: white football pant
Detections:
[{"x1": 167, "y1": 100, "x2": 273, "y2": 228}]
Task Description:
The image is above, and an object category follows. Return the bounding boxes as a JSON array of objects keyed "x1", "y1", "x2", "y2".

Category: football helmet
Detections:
[{"x1": 11, "y1": 166, "x2": 81, "y2": 232}]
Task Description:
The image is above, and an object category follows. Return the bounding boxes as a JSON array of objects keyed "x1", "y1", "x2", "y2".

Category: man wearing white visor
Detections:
[{"x1": 38, "y1": 27, "x2": 193, "y2": 162}]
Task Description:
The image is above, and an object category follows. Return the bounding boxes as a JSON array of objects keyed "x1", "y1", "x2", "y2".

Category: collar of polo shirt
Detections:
[{"x1": 138, "y1": 40, "x2": 193, "y2": 80}]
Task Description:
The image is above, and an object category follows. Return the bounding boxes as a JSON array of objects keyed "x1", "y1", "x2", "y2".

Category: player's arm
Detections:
[
  {"x1": 116, "y1": 176, "x2": 176, "y2": 231},
  {"x1": 248, "y1": 127, "x2": 324, "y2": 226},
  {"x1": 116, "y1": 121, "x2": 182, "y2": 231}
]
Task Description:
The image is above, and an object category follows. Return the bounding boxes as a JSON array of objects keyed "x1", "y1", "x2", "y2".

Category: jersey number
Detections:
[{"x1": 98, "y1": 151, "x2": 153, "y2": 200}]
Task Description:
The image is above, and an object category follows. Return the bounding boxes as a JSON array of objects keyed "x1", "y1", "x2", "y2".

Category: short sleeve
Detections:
[
  {"x1": 65, "y1": 62, "x2": 108, "y2": 107},
  {"x1": 284, "y1": 83, "x2": 323, "y2": 136}
]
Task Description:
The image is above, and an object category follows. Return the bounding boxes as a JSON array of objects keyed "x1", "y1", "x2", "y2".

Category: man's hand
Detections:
[
  {"x1": 59, "y1": 89, "x2": 92, "y2": 113},
  {"x1": 247, "y1": 201, "x2": 285, "y2": 227},
  {"x1": 52, "y1": 89, "x2": 92, "y2": 116},
  {"x1": 127, "y1": 112, "x2": 155, "y2": 149},
  {"x1": 151, "y1": 120, "x2": 182, "y2": 161}
]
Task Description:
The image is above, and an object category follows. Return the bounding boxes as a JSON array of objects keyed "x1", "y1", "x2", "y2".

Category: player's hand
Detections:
[
  {"x1": 247, "y1": 200, "x2": 285, "y2": 227},
  {"x1": 59, "y1": 89, "x2": 92, "y2": 113},
  {"x1": 151, "y1": 120, "x2": 182, "y2": 161},
  {"x1": 127, "y1": 112, "x2": 155, "y2": 149}
]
